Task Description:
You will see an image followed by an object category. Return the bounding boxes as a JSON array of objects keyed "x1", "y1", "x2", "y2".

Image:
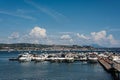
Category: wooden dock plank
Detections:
[
  {"x1": 113, "y1": 62, "x2": 120, "y2": 72},
  {"x1": 99, "y1": 59, "x2": 111, "y2": 70}
]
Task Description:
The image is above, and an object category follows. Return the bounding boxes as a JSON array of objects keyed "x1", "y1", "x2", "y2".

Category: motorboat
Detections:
[
  {"x1": 18, "y1": 52, "x2": 33, "y2": 62},
  {"x1": 112, "y1": 55, "x2": 120, "y2": 63},
  {"x1": 79, "y1": 55, "x2": 87, "y2": 61}
]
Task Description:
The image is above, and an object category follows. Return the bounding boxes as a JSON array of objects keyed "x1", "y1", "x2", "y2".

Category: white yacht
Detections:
[
  {"x1": 112, "y1": 55, "x2": 120, "y2": 63},
  {"x1": 18, "y1": 52, "x2": 33, "y2": 62},
  {"x1": 87, "y1": 53, "x2": 98, "y2": 63},
  {"x1": 34, "y1": 55, "x2": 45, "y2": 62},
  {"x1": 79, "y1": 55, "x2": 87, "y2": 61}
]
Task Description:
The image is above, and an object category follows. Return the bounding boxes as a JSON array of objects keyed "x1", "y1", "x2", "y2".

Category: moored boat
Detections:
[
  {"x1": 111, "y1": 55, "x2": 120, "y2": 63},
  {"x1": 87, "y1": 53, "x2": 98, "y2": 63},
  {"x1": 18, "y1": 52, "x2": 33, "y2": 62}
]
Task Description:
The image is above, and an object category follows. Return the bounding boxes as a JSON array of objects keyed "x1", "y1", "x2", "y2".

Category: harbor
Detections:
[
  {"x1": 0, "y1": 0, "x2": 120, "y2": 80},
  {"x1": 0, "y1": 51, "x2": 113, "y2": 80},
  {"x1": 9, "y1": 52, "x2": 98, "y2": 62},
  {"x1": 8, "y1": 51, "x2": 120, "y2": 80}
]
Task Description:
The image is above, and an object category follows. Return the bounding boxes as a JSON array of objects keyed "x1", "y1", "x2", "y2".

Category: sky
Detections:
[{"x1": 0, "y1": 0, "x2": 120, "y2": 47}]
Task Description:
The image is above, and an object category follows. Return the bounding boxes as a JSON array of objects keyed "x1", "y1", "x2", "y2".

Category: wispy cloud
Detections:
[
  {"x1": 24, "y1": 0, "x2": 68, "y2": 22},
  {"x1": 0, "y1": 10, "x2": 36, "y2": 20},
  {"x1": 109, "y1": 28, "x2": 120, "y2": 32},
  {"x1": 61, "y1": 34, "x2": 71, "y2": 40},
  {"x1": 77, "y1": 33, "x2": 89, "y2": 40},
  {"x1": 8, "y1": 32, "x2": 19, "y2": 40},
  {"x1": 59, "y1": 32, "x2": 74, "y2": 35}
]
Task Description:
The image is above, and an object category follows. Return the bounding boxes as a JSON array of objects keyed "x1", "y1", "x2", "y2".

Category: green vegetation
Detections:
[{"x1": 0, "y1": 43, "x2": 95, "y2": 51}]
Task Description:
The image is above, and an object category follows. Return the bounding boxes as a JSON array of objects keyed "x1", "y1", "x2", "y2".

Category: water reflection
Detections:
[{"x1": 0, "y1": 51, "x2": 112, "y2": 80}]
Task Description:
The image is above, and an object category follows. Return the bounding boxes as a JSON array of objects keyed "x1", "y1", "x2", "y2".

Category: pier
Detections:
[{"x1": 98, "y1": 58, "x2": 120, "y2": 80}]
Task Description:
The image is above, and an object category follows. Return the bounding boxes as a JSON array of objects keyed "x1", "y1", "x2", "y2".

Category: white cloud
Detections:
[
  {"x1": 32, "y1": 40, "x2": 39, "y2": 44},
  {"x1": 91, "y1": 30, "x2": 106, "y2": 41},
  {"x1": 45, "y1": 38, "x2": 54, "y2": 45},
  {"x1": 107, "y1": 34, "x2": 118, "y2": 45},
  {"x1": 76, "y1": 30, "x2": 120, "y2": 47},
  {"x1": 3, "y1": 27, "x2": 120, "y2": 47},
  {"x1": 59, "y1": 32, "x2": 73, "y2": 34},
  {"x1": 29, "y1": 26, "x2": 47, "y2": 39},
  {"x1": 90, "y1": 30, "x2": 119, "y2": 47},
  {"x1": 60, "y1": 35, "x2": 71, "y2": 40},
  {"x1": 59, "y1": 34, "x2": 74, "y2": 45},
  {"x1": 70, "y1": 39, "x2": 74, "y2": 43},
  {"x1": 19, "y1": 34, "x2": 31, "y2": 43},
  {"x1": 77, "y1": 33, "x2": 89, "y2": 40},
  {"x1": 11, "y1": 26, "x2": 48, "y2": 44},
  {"x1": 8, "y1": 32, "x2": 19, "y2": 39}
]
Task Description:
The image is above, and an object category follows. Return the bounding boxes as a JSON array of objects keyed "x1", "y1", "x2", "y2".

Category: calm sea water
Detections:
[{"x1": 0, "y1": 51, "x2": 112, "y2": 80}]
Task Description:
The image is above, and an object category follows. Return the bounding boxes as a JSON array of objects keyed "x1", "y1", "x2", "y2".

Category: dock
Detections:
[
  {"x1": 98, "y1": 58, "x2": 120, "y2": 80},
  {"x1": 98, "y1": 58, "x2": 112, "y2": 71},
  {"x1": 113, "y1": 61, "x2": 120, "y2": 72}
]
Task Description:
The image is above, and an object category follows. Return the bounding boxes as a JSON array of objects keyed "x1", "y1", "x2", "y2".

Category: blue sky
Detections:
[{"x1": 0, "y1": 0, "x2": 120, "y2": 47}]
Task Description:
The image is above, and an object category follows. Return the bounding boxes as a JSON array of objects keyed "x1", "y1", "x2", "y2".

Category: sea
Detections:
[{"x1": 0, "y1": 51, "x2": 113, "y2": 80}]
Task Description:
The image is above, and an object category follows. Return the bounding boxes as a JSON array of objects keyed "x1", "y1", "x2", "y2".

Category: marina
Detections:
[
  {"x1": 0, "y1": 0, "x2": 120, "y2": 80},
  {"x1": 0, "y1": 51, "x2": 113, "y2": 80},
  {"x1": 7, "y1": 50, "x2": 120, "y2": 80}
]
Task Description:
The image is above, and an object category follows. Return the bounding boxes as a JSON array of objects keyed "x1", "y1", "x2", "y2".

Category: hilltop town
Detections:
[{"x1": 0, "y1": 43, "x2": 119, "y2": 51}]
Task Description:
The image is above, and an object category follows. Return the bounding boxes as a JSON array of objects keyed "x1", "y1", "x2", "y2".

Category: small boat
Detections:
[
  {"x1": 64, "y1": 57, "x2": 74, "y2": 63},
  {"x1": 18, "y1": 52, "x2": 33, "y2": 62},
  {"x1": 112, "y1": 55, "x2": 120, "y2": 63},
  {"x1": 9, "y1": 57, "x2": 18, "y2": 61},
  {"x1": 87, "y1": 53, "x2": 98, "y2": 63},
  {"x1": 48, "y1": 57, "x2": 74, "y2": 63},
  {"x1": 34, "y1": 56, "x2": 45, "y2": 62},
  {"x1": 79, "y1": 55, "x2": 87, "y2": 61}
]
